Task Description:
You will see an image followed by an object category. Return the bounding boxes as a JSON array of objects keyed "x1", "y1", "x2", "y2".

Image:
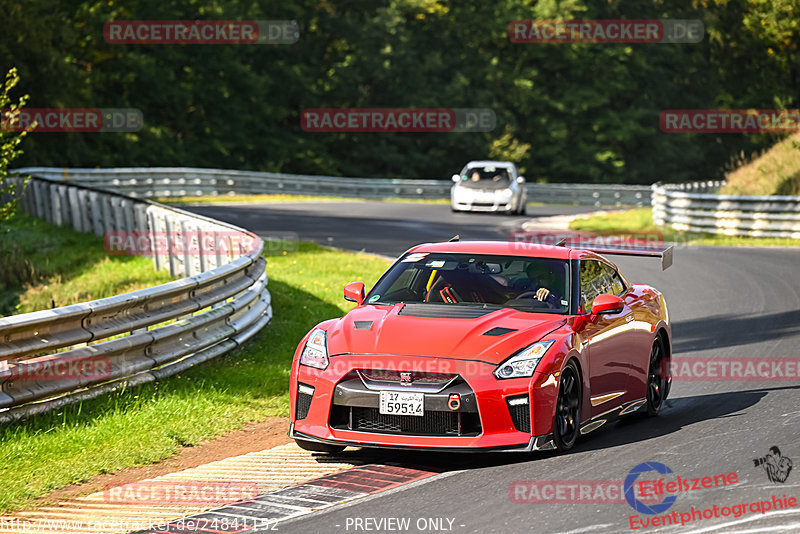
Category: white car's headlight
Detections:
[
  {"x1": 494, "y1": 340, "x2": 555, "y2": 379},
  {"x1": 300, "y1": 328, "x2": 329, "y2": 370},
  {"x1": 496, "y1": 188, "x2": 513, "y2": 200},
  {"x1": 454, "y1": 187, "x2": 470, "y2": 201}
]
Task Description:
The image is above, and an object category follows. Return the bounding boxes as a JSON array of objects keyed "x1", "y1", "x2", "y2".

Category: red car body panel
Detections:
[{"x1": 289, "y1": 241, "x2": 672, "y2": 452}]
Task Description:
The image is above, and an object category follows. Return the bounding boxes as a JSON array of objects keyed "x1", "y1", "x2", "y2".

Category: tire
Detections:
[
  {"x1": 646, "y1": 338, "x2": 668, "y2": 416},
  {"x1": 519, "y1": 201, "x2": 527, "y2": 215},
  {"x1": 295, "y1": 439, "x2": 346, "y2": 454},
  {"x1": 553, "y1": 360, "x2": 581, "y2": 451}
]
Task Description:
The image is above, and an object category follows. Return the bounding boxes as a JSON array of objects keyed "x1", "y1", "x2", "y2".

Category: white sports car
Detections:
[{"x1": 450, "y1": 161, "x2": 527, "y2": 215}]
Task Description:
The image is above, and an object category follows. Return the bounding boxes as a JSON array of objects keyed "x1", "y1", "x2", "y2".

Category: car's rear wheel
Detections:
[
  {"x1": 646, "y1": 338, "x2": 667, "y2": 416},
  {"x1": 553, "y1": 360, "x2": 581, "y2": 451},
  {"x1": 295, "y1": 439, "x2": 346, "y2": 454}
]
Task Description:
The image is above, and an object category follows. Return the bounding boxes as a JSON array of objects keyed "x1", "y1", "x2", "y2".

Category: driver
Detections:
[{"x1": 519, "y1": 261, "x2": 563, "y2": 305}]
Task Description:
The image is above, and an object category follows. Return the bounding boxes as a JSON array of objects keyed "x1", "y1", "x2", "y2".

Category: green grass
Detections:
[
  {"x1": 0, "y1": 229, "x2": 390, "y2": 513},
  {"x1": 569, "y1": 208, "x2": 800, "y2": 247},
  {"x1": 721, "y1": 132, "x2": 800, "y2": 196},
  {"x1": 0, "y1": 213, "x2": 174, "y2": 316},
  {"x1": 155, "y1": 193, "x2": 450, "y2": 205}
]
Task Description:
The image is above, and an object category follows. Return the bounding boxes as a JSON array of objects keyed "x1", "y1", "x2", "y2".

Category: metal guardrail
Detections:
[
  {"x1": 13, "y1": 167, "x2": 653, "y2": 207},
  {"x1": 652, "y1": 181, "x2": 800, "y2": 238},
  {"x1": 0, "y1": 174, "x2": 271, "y2": 422}
]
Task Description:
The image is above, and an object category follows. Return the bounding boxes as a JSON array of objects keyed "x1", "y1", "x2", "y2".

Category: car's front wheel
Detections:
[
  {"x1": 553, "y1": 360, "x2": 581, "y2": 451},
  {"x1": 295, "y1": 439, "x2": 346, "y2": 454},
  {"x1": 646, "y1": 338, "x2": 668, "y2": 416}
]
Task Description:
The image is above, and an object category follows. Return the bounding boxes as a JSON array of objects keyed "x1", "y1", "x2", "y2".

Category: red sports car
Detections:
[{"x1": 288, "y1": 240, "x2": 672, "y2": 453}]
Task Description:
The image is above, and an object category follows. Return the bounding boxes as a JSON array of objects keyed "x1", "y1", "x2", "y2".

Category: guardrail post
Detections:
[
  {"x1": 43, "y1": 183, "x2": 56, "y2": 224},
  {"x1": 164, "y1": 214, "x2": 181, "y2": 277},
  {"x1": 180, "y1": 219, "x2": 199, "y2": 276},
  {"x1": 88, "y1": 191, "x2": 104, "y2": 236},
  {"x1": 109, "y1": 196, "x2": 123, "y2": 232}
]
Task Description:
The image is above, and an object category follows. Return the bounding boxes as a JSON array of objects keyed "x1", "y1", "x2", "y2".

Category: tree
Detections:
[{"x1": 0, "y1": 67, "x2": 31, "y2": 222}]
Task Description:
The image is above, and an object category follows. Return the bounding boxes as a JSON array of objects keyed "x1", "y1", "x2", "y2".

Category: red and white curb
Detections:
[{"x1": 130, "y1": 464, "x2": 441, "y2": 533}]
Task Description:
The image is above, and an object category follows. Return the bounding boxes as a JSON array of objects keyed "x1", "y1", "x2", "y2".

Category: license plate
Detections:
[{"x1": 379, "y1": 391, "x2": 424, "y2": 416}]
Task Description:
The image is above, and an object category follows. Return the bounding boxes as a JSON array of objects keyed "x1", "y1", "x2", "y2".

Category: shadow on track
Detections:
[
  {"x1": 672, "y1": 310, "x2": 800, "y2": 353},
  {"x1": 320, "y1": 385, "x2": 800, "y2": 473}
]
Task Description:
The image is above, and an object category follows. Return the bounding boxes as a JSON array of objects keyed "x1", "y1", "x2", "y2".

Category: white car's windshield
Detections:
[
  {"x1": 368, "y1": 252, "x2": 570, "y2": 313},
  {"x1": 461, "y1": 166, "x2": 512, "y2": 186}
]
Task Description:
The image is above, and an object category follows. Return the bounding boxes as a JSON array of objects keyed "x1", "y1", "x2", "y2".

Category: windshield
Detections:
[
  {"x1": 461, "y1": 166, "x2": 512, "y2": 186},
  {"x1": 368, "y1": 253, "x2": 570, "y2": 314}
]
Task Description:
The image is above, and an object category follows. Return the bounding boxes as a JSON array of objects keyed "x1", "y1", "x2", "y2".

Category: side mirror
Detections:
[
  {"x1": 516, "y1": 175, "x2": 525, "y2": 184},
  {"x1": 452, "y1": 174, "x2": 461, "y2": 182},
  {"x1": 590, "y1": 294, "x2": 624, "y2": 316},
  {"x1": 344, "y1": 282, "x2": 365, "y2": 305}
]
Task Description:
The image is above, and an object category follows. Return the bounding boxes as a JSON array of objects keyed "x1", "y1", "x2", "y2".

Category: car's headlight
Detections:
[
  {"x1": 496, "y1": 188, "x2": 513, "y2": 200},
  {"x1": 494, "y1": 340, "x2": 555, "y2": 379},
  {"x1": 300, "y1": 328, "x2": 329, "y2": 370}
]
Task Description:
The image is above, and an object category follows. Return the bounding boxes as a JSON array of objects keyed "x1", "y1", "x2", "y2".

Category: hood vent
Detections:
[
  {"x1": 353, "y1": 320, "x2": 373, "y2": 330},
  {"x1": 483, "y1": 327, "x2": 517, "y2": 336},
  {"x1": 397, "y1": 303, "x2": 495, "y2": 319}
]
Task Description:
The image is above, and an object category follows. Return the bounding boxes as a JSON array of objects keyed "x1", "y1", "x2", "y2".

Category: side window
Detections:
[
  {"x1": 602, "y1": 263, "x2": 626, "y2": 296},
  {"x1": 580, "y1": 260, "x2": 622, "y2": 311},
  {"x1": 579, "y1": 260, "x2": 604, "y2": 311}
]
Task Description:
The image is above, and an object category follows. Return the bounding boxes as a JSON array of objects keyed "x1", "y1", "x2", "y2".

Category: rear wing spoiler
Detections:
[
  {"x1": 555, "y1": 238, "x2": 674, "y2": 270},
  {"x1": 588, "y1": 244, "x2": 674, "y2": 271}
]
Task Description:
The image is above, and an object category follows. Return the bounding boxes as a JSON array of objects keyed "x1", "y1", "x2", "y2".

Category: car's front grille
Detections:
[
  {"x1": 296, "y1": 384, "x2": 313, "y2": 420},
  {"x1": 506, "y1": 395, "x2": 531, "y2": 433},
  {"x1": 331, "y1": 406, "x2": 482, "y2": 436},
  {"x1": 357, "y1": 369, "x2": 456, "y2": 391}
]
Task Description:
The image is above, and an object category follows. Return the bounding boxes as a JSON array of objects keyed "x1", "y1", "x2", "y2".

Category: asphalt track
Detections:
[{"x1": 184, "y1": 201, "x2": 800, "y2": 534}]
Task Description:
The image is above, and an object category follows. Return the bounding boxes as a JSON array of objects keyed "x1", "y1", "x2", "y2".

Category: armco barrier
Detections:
[
  {"x1": 652, "y1": 181, "x2": 800, "y2": 238},
  {"x1": 0, "y1": 174, "x2": 271, "y2": 421},
  {"x1": 12, "y1": 167, "x2": 652, "y2": 207}
]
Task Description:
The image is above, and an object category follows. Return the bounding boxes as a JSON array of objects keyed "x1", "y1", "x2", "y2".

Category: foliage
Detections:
[
  {"x1": 0, "y1": 1, "x2": 796, "y2": 184},
  {"x1": 0, "y1": 67, "x2": 31, "y2": 222}
]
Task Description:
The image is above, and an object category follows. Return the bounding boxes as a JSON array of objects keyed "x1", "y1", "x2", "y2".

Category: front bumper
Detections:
[
  {"x1": 290, "y1": 425, "x2": 556, "y2": 453},
  {"x1": 452, "y1": 201, "x2": 514, "y2": 212},
  {"x1": 290, "y1": 354, "x2": 559, "y2": 451}
]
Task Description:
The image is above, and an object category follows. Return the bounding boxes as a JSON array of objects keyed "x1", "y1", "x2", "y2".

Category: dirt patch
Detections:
[{"x1": 26, "y1": 417, "x2": 291, "y2": 510}]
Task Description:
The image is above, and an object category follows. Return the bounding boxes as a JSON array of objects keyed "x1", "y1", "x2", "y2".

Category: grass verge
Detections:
[
  {"x1": 569, "y1": 208, "x2": 800, "y2": 247},
  {"x1": 722, "y1": 132, "x2": 800, "y2": 196},
  {"x1": 0, "y1": 213, "x2": 174, "y2": 316},
  {"x1": 0, "y1": 225, "x2": 390, "y2": 513}
]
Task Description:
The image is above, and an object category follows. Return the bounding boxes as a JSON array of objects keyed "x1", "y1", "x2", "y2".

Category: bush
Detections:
[{"x1": 0, "y1": 67, "x2": 31, "y2": 222}]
